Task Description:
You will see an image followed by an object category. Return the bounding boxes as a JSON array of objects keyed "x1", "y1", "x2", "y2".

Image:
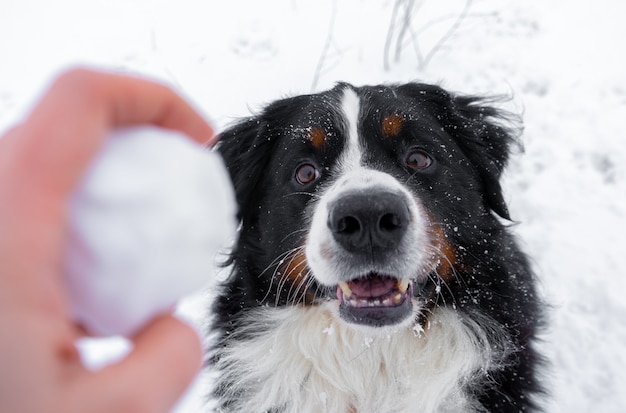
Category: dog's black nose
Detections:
[{"x1": 327, "y1": 191, "x2": 410, "y2": 254}]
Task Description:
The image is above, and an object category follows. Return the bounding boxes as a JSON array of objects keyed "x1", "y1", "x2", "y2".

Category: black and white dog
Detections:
[{"x1": 209, "y1": 82, "x2": 544, "y2": 412}]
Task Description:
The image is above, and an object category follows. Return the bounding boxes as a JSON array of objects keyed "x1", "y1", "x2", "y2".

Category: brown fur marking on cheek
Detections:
[
  {"x1": 282, "y1": 249, "x2": 308, "y2": 284},
  {"x1": 381, "y1": 113, "x2": 405, "y2": 139},
  {"x1": 414, "y1": 202, "x2": 458, "y2": 282},
  {"x1": 430, "y1": 224, "x2": 457, "y2": 282},
  {"x1": 309, "y1": 127, "x2": 327, "y2": 149},
  {"x1": 280, "y1": 248, "x2": 316, "y2": 305}
]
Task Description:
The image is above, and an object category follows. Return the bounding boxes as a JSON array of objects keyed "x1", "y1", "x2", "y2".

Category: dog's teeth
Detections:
[
  {"x1": 393, "y1": 293, "x2": 403, "y2": 304},
  {"x1": 397, "y1": 279, "x2": 410, "y2": 293},
  {"x1": 339, "y1": 282, "x2": 353, "y2": 298},
  {"x1": 382, "y1": 298, "x2": 392, "y2": 306}
]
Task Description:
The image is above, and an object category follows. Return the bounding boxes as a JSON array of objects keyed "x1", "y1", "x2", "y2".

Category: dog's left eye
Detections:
[
  {"x1": 405, "y1": 149, "x2": 433, "y2": 170},
  {"x1": 295, "y1": 163, "x2": 321, "y2": 185}
]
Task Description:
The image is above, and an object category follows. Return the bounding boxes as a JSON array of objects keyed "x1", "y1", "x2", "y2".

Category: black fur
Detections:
[{"x1": 210, "y1": 82, "x2": 545, "y2": 412}]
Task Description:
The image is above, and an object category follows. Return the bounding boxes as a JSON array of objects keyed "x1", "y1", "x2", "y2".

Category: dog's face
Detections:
[{"x1": 218, "y1": 83, "x2": 514, "y2": 331}]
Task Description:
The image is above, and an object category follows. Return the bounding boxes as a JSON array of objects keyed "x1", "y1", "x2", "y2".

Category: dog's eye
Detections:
[
  {"x1": 405, "y1": 149, "x2": 433, "y2": 170},
  {"x1": 295, "y1": 163, "x2": 321, "y2": 185}
]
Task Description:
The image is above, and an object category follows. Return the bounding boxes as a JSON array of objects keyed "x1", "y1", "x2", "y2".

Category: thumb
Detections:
[{"x1": 78, "y1": 315, "x2": 203, "y2": 413}]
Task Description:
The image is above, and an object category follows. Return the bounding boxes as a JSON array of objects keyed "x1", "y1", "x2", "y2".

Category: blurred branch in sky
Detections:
[{"x1": 384, "y1": 0, "x2": 474, "y2": 71}]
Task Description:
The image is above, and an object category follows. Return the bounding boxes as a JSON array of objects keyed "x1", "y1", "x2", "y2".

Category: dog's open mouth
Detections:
[{"x1": 336, "y1": 273, "x2": 413, "y2": 327}]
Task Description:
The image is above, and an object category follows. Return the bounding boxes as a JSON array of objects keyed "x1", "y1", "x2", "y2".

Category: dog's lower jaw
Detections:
[
  {"x1": 335, "y1": 276, "x2": 415, "y2": 328},
  {"x1": 211, "y1": 304, "x2": 509, "y2": 413},
  {"x1": 334, "y1": 297, "x2": 423, "y2": 338}
]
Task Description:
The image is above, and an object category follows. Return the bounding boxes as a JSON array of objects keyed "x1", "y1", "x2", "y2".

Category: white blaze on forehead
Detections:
[
  {"x1": 306, "y1": 86, "x2": 430, "y2": 288},
  {"x1": 339, "y1": 87, "x2": 362, "y2": 170}
]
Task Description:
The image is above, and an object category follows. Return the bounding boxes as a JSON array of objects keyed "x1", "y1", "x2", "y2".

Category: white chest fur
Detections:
[{"x1": 212, "y1": 304, "x2": 506, "y2": 413}]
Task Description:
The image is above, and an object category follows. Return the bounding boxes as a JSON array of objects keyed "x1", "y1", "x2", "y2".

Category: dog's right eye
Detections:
[
  {"x1": 405, "y1": 149, "x2": 433, "y2": 171},
  {"x1": 295, "y1": 163, "x2": 321, "y2": 185}
]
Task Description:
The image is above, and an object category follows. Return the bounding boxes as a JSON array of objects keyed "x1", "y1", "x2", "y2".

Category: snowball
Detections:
[{"x1": 64, "y1": 126, "x2": 236, "y2": 337}]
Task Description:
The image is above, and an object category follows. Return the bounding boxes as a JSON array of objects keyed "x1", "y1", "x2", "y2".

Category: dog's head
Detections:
[{"x1": 217, "y1": 83, "x2": 517, "y2": 331}]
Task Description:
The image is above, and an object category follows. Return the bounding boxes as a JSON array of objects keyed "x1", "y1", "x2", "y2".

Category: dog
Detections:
[{"x1": 209, "y1": 82, "x2": 544, "y2": 412}]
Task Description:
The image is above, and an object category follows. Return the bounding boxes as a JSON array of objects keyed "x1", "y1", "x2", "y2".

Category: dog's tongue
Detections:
[{"x1": 348, "y1": 275, "x2": 397, "y2": 298}]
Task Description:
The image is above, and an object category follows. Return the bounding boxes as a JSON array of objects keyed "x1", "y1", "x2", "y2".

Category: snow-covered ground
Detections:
[{"x1": 1, "y1": 0, "x2": 625, "y2": 411}]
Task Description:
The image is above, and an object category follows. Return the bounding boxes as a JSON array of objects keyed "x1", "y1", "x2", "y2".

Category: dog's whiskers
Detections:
[
  {"x1": 273, "y1": 246, "x2": 309, "y2": 306},
  {"x1": 259, "y1": 246, "x2": 306, "y2": 304},
  {"x1": 279, "y1": 228, "x2": 308, "y2": 245},
  {"x1": 423, "y1": 244, "x2": 460, "y2": 309},
  {"x1": 283, "y1": 191, "x2": 321, "y2": 200}
]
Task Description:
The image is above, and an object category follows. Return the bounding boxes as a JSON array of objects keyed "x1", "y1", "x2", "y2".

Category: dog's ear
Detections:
[
  {"x1": 216, "y1": 117, "x2": 274, "y2": 222},
  {"x1": 216, "y1": 96, "x2": 309, "y2": 225},
  {"x1": 398, "y1": 83, "x2": 519, "y2": 220},
  {"x1": 447, "y1": 93, "x2": 517, "y2": 221}
]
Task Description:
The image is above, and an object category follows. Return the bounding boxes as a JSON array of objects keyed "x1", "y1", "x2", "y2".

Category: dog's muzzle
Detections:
[{"x1": 327, "y1": 190, "x2": 416, "y2": 327}]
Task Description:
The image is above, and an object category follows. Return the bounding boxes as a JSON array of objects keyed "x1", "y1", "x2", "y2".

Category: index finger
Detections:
[{"x1": 6, "y1": 67, "x2": 215, "y2": 199}]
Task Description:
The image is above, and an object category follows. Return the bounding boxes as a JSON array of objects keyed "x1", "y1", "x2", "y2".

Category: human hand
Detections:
[{"x1": 0, "y1": 68, "x2": 213, "y2": 412}]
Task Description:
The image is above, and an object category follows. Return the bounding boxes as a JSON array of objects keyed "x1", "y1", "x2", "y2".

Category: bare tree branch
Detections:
[
  {"x1": 395, "y1": 0, "x2": 421, "y2": 64},
  {"x1": 311, "y1": 0, "x2": 339, "y2": 92},
  {"x1": 419, "y1": 0, "x2": 473, "y2": 70},
  {"x1": 383, "y1": 0, "x2": 403, "y2": 71},
  {"x1": 384, "y1": 0, "x2": 475, "y2": 71}
]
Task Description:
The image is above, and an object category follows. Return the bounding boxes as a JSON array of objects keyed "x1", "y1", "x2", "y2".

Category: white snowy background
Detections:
[{"x1": 1, "y1": 0, "x2": 625, "y2": 411}]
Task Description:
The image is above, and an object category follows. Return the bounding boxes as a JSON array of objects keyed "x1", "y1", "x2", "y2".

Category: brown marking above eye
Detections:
[
  {"x1": 309, "y1": 127, "x2": 327, "y2": 149},
  {"x1": 381, "y1": 113, "x2": 405, "y2": 138}
]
